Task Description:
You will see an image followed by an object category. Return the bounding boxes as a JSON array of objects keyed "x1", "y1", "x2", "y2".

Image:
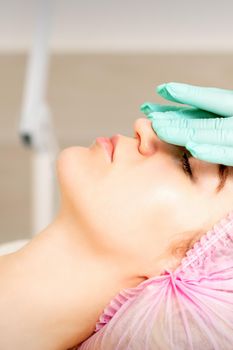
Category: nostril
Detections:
[
  {"x1": 134, "y1": 118, "x2": 157, "y2": 155},
  {"x1": 135, "y1": 131, "x2": 140, "y2": 141},
  {"x1": 135, "y1": 132, "x2": 141, "y2": 151}
]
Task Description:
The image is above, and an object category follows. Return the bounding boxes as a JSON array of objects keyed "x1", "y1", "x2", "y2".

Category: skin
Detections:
[{"x1": 0, "y1": 117, "x2": 233, "y2": 349}]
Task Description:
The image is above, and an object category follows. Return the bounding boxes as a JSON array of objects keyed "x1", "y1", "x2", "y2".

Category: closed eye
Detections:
[{"x1": 181, "y1": 151, "x2": 193, "y2": 178}]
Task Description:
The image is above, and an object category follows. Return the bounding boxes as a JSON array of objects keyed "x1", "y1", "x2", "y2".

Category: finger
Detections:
[
  {"x1": 152, "y1": 125, "x2": 233, "y2": 146},
  {"x1": 157, "y1": 82, "x2": 233, "y2": 117},
  {"x1": 140, "y1": 102, "x2": 181, "y2": 115},
  {"x1": 148, "y1": 107, "x2": 219, "y2": 121},
  {"x1": 153, "y1": 126, "x2": 193, "y2": 146},
  {"x1": 186, "y1": 142, "x2": 233, "y2": 166},
  {"x1": 152, "y1": 115, "x2": 233, "y2": 129}
]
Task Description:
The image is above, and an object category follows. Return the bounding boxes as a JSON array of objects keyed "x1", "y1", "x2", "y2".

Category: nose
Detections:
[{"x1": 134, "y1": 117, "x2": 161, "y2": 156}]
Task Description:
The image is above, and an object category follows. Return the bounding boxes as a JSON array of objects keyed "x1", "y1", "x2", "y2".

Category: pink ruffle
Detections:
[{"x1": 94, "y1": 210, "x2": 233, "y2": 333}]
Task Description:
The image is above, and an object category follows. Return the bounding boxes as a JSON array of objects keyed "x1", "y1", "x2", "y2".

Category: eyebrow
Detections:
[{"x1": 216, "y1": 164, "x2": 229, "y2": 193}]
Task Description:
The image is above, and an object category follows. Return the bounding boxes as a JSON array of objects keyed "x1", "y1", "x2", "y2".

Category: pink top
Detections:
[{"x1": 79, "y1": 210, "x2": 233, "y2": 349}]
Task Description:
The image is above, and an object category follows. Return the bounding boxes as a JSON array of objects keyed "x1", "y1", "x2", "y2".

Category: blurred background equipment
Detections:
[
  {"x1": 19, "y1": 0, "x2": 60, "y2": 236},
  {"x1": 1, "y1": 0, "x2": 233, "y2": 243}
]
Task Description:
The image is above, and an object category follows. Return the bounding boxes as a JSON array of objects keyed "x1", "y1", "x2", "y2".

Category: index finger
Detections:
[{"x1": 157, "y1": 82, "x2": 233, "y2": 117}]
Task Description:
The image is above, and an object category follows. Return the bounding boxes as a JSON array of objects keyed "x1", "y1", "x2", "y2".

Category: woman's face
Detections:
[{"x1": 56, "y1": 118, "x2": 233, "y2": 277}]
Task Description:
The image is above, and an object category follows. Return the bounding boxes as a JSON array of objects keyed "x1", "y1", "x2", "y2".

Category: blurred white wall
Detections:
[{"x1": 0, "y1": 0, "x2": 232, "y2": 52}]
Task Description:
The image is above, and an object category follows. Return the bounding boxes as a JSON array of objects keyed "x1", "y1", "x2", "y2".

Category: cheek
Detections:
[
  {"x1": 55, "y1": 150, "x2": 163, "y2": 259},
  {"x1": 142, "y1": 176, "x2": 188, "y2": 233},
  {"x1": 56, "y1": 149, "x2": 199, "y2": 266},
  {"x1": 83, "y1": 165, "x2": 190, "y2": 261},
  {"x1": 141, "y1": 171, "x2": 206, "y2": 248}
]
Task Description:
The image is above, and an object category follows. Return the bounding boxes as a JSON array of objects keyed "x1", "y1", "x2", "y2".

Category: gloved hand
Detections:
[{"x1": 140, "y1": 82, "x2": 233, "y2": 166}]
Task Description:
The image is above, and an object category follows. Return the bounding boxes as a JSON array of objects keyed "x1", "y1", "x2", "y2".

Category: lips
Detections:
[
  {"x1": 95, "y1": 135, "x2": 119, "y2": 162},
  {"x1": 110, "y1": 135, "x2": 120, "y2": 159}
]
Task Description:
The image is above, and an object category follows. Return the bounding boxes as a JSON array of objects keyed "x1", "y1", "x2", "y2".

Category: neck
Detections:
[{"x1": 0, "y1": 210, "x2": 145, "y2": 350}]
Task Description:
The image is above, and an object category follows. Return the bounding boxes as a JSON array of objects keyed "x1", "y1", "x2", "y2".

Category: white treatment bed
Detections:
[{"x1": 0, "y1": 239, "x2": 30, "y2": 256}]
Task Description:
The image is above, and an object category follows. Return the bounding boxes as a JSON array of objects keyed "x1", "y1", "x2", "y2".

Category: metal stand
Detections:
[{"x1": 19, "y1": 0, "x2": 60, "y2": 236}]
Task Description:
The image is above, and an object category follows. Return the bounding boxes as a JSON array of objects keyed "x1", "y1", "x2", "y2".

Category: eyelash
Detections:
[{"x1": 181, "y1": 151, "x2": 193, "y2": 177}]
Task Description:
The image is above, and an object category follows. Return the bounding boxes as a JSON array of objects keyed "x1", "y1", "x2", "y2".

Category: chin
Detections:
[
  {"x1": 56, "y1": 146, "x2": 90, "y2": 172},
  {"x1": 56, "y1": 146, "x2": 91, "y2": 198}
]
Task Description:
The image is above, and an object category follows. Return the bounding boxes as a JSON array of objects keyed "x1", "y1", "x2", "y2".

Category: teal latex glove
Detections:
[{"x1": 140, "y1": 82, "x2": 233, "y2": 166}]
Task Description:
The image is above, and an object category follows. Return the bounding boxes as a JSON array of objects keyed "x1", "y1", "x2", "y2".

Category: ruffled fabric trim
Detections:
[
  {"x1": 178, "y1": 210, "x2": 233, "y2": 271},
  {"x1": 95, "y1": 274, "x2": 170, "y2": 332},
  {"x1": 94, "y1": 210, "x2": 233, "y2": 332}
]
